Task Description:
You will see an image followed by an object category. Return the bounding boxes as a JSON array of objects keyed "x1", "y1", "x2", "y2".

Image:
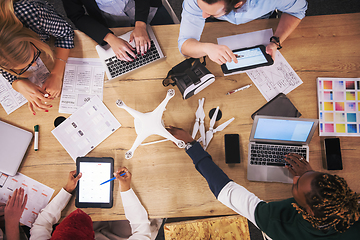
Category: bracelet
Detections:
[
  {"x1": 270, "y1": 36, "x2": 282, "y2": 50},
  {"x1": 185, "y1": 140, "x2": 197, "y2": 150},
  {"x1": 55, "y1": 57, "x2": 67, "y2": 63}
]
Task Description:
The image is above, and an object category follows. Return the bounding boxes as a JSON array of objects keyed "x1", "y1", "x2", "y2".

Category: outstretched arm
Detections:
[{"x1": 168, "y1": 127, "x2": 262, "y2": 227}]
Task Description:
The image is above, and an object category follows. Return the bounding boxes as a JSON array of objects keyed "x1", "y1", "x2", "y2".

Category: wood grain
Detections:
[{"x1": 1, "y1": 13, "x2": 359, "y2": 221}]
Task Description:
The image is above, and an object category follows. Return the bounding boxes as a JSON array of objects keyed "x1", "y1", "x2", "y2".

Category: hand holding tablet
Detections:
[{"x1": 221, "y1": 45, "x2": 274, "y2": 74}]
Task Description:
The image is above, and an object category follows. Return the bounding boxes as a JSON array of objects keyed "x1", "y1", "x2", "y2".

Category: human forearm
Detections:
[
  {"x1": 181, "y1": 39, "x2": 209, "y2": 58},
  {"x1": 121, "y1": 189, "x2": 151, "y2": 240},
  {"x1": 30, "y1": 189, "x2": 72, "y2": 240},
  {"x1": 217, "y1": 182, "x2": 262, "y2": 228},
  {"x1": 5, "y1": 221, "x2": 20, "y2": 240},
  {"x1": 266, "y1": 13, "x2": 302, "y2": 59},
  {"x1": 186, "y1": 142, "x2": 231, "y2": 198},
  {"x1": 52, "y1": 47, "x2": 70, "y2": 76},
  {"x1": 273, "y1": 13, "x2": 302, "y2": 44}
]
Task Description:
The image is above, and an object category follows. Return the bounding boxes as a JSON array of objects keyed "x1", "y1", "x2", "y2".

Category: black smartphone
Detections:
[
  {"x1": 225, "y1": 134, "x2": 240, "y2": 163},
  {"x1": 324, "y1": 138, "x2": 343, "y2": 170}
]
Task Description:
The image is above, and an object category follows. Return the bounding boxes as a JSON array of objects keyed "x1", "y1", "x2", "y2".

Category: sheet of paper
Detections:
[
  {"x1": 217, "y1": 29, "x2": 303, "y2": 101},
  {"x1": 59, "y1": 58, "x2": 105, "y2": 114},
  {"x1": 0, "y1": 75, "x2": 27, "y2": 114},
  {"x1": 52, "y1": 96, "x2": 121, "y2": 161},
  {"x1": 0, "y1": 58, "x2": 50, "y2": 114},
  {"x1": 317, "y1": 77, "x2": 360, "y2": 136},
  {"x1": 0, "y1": 172, "x2": 54, "y2": 227}
]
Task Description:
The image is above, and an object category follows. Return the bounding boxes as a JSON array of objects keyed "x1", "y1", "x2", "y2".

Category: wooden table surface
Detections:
[{"x1": 1, "y1": 13, "x2": 360, "y2": 221}]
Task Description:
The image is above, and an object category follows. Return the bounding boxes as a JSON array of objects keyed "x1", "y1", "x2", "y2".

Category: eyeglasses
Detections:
[{"x1": 9, "y1": 42, "x2": 41, "y2": 76}]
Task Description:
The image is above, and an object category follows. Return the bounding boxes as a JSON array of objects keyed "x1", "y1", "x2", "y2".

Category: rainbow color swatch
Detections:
[{"x1": 317, "y1": 77, "x2": 360, "y2": 136}]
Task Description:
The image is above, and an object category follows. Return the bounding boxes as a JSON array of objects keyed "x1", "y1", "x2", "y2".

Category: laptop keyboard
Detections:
[
  {"x1": 250, "y1": 143, "x2": 307, "y2": 167},
  {"x1": 105, "y1": 40, "x2": 161, "y2": 78}
]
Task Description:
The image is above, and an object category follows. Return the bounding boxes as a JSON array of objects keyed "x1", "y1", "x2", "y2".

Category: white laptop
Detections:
[
  {"x1": 247, "y1": 116, "x2": 318, "y2": 183},
  {"x1": 96, "y1": 25, "x2": 165, "y2": 82},
  {"x1": 0, "y1": 120, "x2": 33, "y2": 176}
]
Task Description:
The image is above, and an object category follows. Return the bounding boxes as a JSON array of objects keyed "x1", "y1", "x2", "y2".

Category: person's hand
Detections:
[
  {"x1": 5, "y1": 188, "x2": 27, "y2": 225},
  {"x1": 266, "y1": 42, "x2": 277, "y2": 60},
  {"x1": 12, "y1": 79, "x2": 52, "y2": 115},
  {"x1": 42, "y1": 73, "x2": 63, "y2": 98},
  {"x1": 105, "y1": 33, "x2": 136, "y2": 62},
  {"x1": 203, "y1": 43, "x2": 238, "y2": 65},
  {"x1": 130, "y1": 21, "x2": 151, "y2": 56},
  {"x1": 167, "y1": 126, "x2": 194, "y2": 143},
  {"x1": 114, "y1": 167, "x2": 131, "y2": 192},
  {"x1": 64, "y1": 170, "x2": 82, "y2": 193},
  {"x1": 284, "y1": 153, "x2": 313, "y2": 177}
]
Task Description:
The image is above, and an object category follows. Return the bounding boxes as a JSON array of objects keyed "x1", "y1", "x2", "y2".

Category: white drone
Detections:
[{"x1": 116, "y1": 89, "x2": 185, "y2": 159}]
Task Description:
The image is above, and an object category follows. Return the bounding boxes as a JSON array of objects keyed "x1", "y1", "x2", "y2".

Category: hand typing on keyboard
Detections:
[
  {"x1": 104, "y1": 33, "x2": 136, "y2": 62},
  {"x1": 284, "y1": 153, "x2": 313, "y2": 177},
  {"x1": 130, "y1": 21, "x2": 151, "y2": 56}
]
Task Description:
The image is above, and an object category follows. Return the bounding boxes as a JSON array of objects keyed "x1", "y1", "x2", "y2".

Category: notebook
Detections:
[
  {"x1": 96, "y1": 25, "x2": 165, "y2": 82},
  {"x1": 0, "y1": 120, "x2": 33, "y2": 176},
  {"x1": 247, "y1": 116, "x2": 318, "y2": 183}
]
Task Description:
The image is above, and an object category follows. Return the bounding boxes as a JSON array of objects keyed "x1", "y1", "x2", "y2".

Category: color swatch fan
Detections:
[{"x1": 317, "y1": 77, "x2": 360, "y2": 136}]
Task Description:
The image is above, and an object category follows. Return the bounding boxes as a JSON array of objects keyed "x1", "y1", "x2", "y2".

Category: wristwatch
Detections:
[
  {"x1": 185, "y1": 140, "x2": 197, "y2": 150},
  {"x1": 270, "y1": 36, "x2": 282, "y2": 50}
]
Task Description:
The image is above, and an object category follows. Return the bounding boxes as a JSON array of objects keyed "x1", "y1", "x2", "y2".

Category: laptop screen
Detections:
[{"x1": 254, "y1": 118, "x2": 315, "y2": 142}]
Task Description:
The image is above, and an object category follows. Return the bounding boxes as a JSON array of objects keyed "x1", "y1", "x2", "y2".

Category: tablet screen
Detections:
[
  {"x1": 78, "y1": 162, "x2": 111, "y2": 203},
  {"x1": 225, "y1": 47, "x2": 268, "y2": 70}
]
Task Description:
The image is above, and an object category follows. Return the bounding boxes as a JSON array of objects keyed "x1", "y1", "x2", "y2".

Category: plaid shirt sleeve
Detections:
[
  {"x1": 0, "y1": 69, "x2": 18, "y2": 84},
  {"x1": 14, "y1": 0, "x2": 74, "y2": 49}
]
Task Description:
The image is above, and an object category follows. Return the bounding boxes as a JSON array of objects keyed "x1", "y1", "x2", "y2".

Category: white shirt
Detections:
[{"x1": 29, "y1": 188, "x2": 151, "y2": 240}]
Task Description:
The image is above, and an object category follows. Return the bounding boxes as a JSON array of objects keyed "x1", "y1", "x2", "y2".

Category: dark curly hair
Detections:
[
  {"x1": 202, "y1": 0, "x2": 246, "y2": 14},
  {"x1": 292, "y1": 173, "x2": 360, "y2": 232}
]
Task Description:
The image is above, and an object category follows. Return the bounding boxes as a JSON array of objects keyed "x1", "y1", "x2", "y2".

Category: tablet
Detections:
[
  {"x1": 221, "y1": 45, "x2": 274, "y2": 74},
  {"x1": 75, "y1": 157, "x2": 114, "y2": 208}
]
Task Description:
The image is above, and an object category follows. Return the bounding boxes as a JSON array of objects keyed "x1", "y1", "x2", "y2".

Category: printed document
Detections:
[
  {"x1": 59, "y1": 58, "x2": 105, "y2": 114},
  {"x1": 217, "y1": 29, "x2": 303, "y2": 101},
  {"x1": 52, "y1": 96, "x2": 121, "y2": 161},
  {"x1": 0, "y1": 172, "x2": 54, "y2": 227}
]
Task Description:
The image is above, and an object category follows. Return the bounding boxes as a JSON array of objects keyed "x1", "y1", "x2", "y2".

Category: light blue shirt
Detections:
[{"x1": 178, "y1": 0, "x2": 308, "y2": 54}]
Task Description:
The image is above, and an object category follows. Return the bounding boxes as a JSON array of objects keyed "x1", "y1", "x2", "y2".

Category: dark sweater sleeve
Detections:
[
  {"x1": 61, "y1": 0, "x2": 112, "y2": 46},
  {"x1": 186, "y1": 142, "x2": 231, "y2": 198},
  {"x1": 135, "y1": 0, "x2": 162, "y2": 23}
]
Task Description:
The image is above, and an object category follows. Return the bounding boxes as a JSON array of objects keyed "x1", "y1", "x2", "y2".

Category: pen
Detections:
[
  {"x1": 34, "y1": 125, "x2": 39, "y2": 151},
  {"x1": 226, "y1": 84, "x2": 252, "y2": 95},
  {"x1": 100, "y1": 171, "x2": 128, "y2": 185}
]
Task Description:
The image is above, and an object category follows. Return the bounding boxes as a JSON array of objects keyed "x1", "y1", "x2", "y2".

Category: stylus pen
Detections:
[
  {"x1": 100, "y1": 171, "x2": 128, "y2": 185},
  {"x1": 34, "y1": 125, "x2": 39, "y2": 151},
  {"x1": 226, "y1": 84, "x2": 252, "y2": 95}
]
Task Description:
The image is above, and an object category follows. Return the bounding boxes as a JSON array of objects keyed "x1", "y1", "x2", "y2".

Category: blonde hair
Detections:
[{"x1": 0, "y1": 0, "x2": 53, "y2": 71}]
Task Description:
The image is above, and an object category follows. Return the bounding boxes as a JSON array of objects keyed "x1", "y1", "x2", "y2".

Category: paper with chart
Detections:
[
  {"x1": 217, "y1": 29, "x2": 303, "y2": 101},
  {"x1": 52, "y1": 96, "x2": 121, "y2": 161},
  {"x1": 0, "y1": 75, "x2": 27, "y2": 114},
  {"x1": 317, "y1": 77, "x2": 360, "y2": 136},
  {"x1": 0, "y1": 58, "x2": 49, "y2": 114},
  {"x1": 59, "y1": 58, "x2": 105, "y2": 114},
  {"x1": 0, "y1": 172, "x2": 54, "y2": 227}
]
